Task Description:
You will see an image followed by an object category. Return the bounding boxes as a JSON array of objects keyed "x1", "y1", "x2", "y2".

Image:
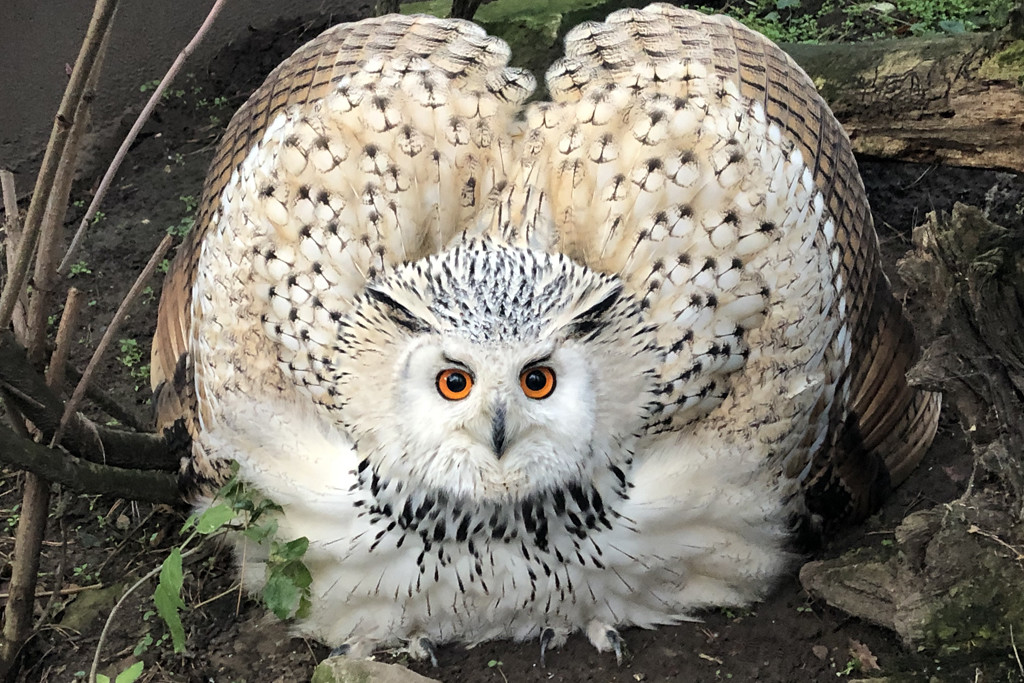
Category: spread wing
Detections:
[
  {"x1": 151, "y1": 13, "x2": 534, "y2": 494},
  {"x1": 492, "y1": 5, "x2": 940, "y2": 523}
]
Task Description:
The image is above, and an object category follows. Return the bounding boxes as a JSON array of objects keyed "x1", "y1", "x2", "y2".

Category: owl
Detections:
[{"x1": 151, "y1": 4, "x2": 941, "y2": 662}]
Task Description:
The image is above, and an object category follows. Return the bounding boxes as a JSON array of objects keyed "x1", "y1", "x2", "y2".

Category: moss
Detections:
[
  {"x1": 920, "y1": 541, "x2": 1024, "y2": 656},
  {"x1": 977, "y1": 39, "x2": 1024, "y2": 84}
]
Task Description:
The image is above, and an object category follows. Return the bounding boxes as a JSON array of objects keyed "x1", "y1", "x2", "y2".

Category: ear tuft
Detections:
[
  {"x1": 563, "y1": 282, "x2": 624, "y2": 339},
  {"x1": 365, "y1": 284, "x2": 435, "y2": 334}
]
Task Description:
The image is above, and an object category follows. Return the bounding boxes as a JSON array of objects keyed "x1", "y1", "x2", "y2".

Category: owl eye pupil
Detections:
[
  {"x1": 520, "y1": 366, "x2": 556, "y2": 399},
  {"x1": 446, "y1": 373, "x2": 467, "y2": 393},
  {"x1": 524, "y1": 370, "x2": 546, "y2": 392}
]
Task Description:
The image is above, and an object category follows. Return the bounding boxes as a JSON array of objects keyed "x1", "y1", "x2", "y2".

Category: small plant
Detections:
[
  {"x1": 167, "y1": 196, "x2": 198, "y2": 238},
  {"x1": 148, "y1": 469, "x2": 312, "y2": 654},
  {"x1": 117, "y1": 338, "x2": 151, "y2": 390},
  {"x1": 836, "y1": 656, "x2": 860, "y2": 676},
  {"x1": 487, "y1": 659, "x2": 508, "y2": 683},
  {"x1": 96, "y1": 661, "x2": 144, "y2": 683},
  {"x1": 68, "y1": 260, "x2": 92, "y2": 278}
]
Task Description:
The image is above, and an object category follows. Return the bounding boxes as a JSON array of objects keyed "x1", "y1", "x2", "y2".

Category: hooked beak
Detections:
[{"x1": 491, "y1": 401, "x2": 507, "y2": 458}]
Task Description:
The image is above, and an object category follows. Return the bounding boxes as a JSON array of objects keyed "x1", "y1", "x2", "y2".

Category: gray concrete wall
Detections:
[{"x1": 0, "y1": 0, "x2": 343, "y2": 185}]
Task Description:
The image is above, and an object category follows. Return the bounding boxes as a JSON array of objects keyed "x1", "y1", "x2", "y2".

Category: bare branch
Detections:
[
  {"x1": 54, "y1": 234, "x2": 173, "y2": 449},
  {"x1": 60, "y1": 0, "x2": 230, "y2": 273},
  {"x1": 0, "y1": 423, "x2": 179, "y2": 503},
  {"x1": 0, "y1": 330, "x2": 178, "y2": 471},
  {"x1": 0, "y1": 0, "x2": 119, "y2": 331}
]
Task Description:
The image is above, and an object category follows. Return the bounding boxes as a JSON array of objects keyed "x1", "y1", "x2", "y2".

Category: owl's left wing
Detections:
[{"x1": 496, "y1": 4, "x2": 939, "y2": 522}]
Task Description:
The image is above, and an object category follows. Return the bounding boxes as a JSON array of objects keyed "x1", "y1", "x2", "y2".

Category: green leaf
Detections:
[
  {"x1": 242, "y1": 517, "x2": 278, "y2": 544},
  {"x1": 195, "y1": 503, "x2": 234, "y2": 534},
  {"x1": 776, "y1": 0, "x2": 800, "y2": 9},
  {"x1": 938, "y1": 19, "x2": 966, "y2": 34},
  {"x1": 154, "y1": 548, "x2": 187, "y2": 652},
  {"x1": 273, "y1": 537, "x2": 309, "y2": 562},
  {"x1": 115, "y1": 661, "x2": 145, "y2": 683},
  {"x1": 263, "y1": 570, "x2": 301, "y2": 620},
  {"x1": 97, "y1": 676, "x2": 110, "y2": 683}
]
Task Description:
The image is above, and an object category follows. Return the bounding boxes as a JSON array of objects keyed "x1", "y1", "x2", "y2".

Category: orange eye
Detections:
[
  {"x1": 437, "y1": 368, "x2": 473, "y2": 400},
  {"x1": 520, "y1": 366, "x2": 556, "y2": 400}
]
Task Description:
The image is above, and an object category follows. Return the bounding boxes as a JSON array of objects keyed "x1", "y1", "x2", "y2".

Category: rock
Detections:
[{"x1": 310, "y1": 657, "x2": 440, "y2": 683}]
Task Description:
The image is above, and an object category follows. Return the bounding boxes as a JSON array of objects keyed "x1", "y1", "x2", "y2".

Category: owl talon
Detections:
[
  {"x1": 328, "y1": 644, "x2": 350, "y2": 659},
  {"x1": 408, "y1": 635, "x2": 439, "y2": 667},
  {"x1": 539, "y1": 627, "x2": 555, "y2": 667},
  {"x1": 586, "y1": 621, "x2": 625, "y2": 665},
  {"x1": 608, "y1": 629, "x2": 624, "y2": 666}
]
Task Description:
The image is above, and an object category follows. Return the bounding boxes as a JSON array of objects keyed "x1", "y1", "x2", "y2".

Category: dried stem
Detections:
[
  {"x1": 60, "y1": 0, "x2": 229, "y2": 273},
  {"x1": 46, "y1": 288, "x2": 83, "y2": 389},
  {"x1": 0, "y1": 289, "x2": 85, "y2": 671},
  {"x1": 0, "y1": 331, "x2": 178, "y2": 471},
  {"x1": 53, "y1": 234, "x2": 173, "y2": 449},
  {"x1": 0, "y1": 0, "x2": 118, "y2": 332},
  {"x1": 26, "y1": 32, "x2": 109, "y2": 365},
  {"x1": 1, "y1": 170, "x2": 28, "y2": 339}
]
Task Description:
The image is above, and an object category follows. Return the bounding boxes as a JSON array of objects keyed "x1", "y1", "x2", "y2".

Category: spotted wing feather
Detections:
[
  {"x1": 496, "y1": 5, "x2": 939, "y2": 523},
  {"x1": 152, "y1": 14, "x2": 535, "y2": 494}
]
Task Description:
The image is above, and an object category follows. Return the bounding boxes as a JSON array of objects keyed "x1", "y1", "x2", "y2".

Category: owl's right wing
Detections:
[{"x1": 151, "y1": 14, "x2": 534, "y2": 494}]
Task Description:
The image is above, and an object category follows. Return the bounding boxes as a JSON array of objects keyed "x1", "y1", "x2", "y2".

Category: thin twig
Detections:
[
  {"x1": 1, "y1": 171, "x2": 28, "y2": 339},
  {"x1": 25, "y1": 31, "x2": 109, "y2": 364},
  {"x1": 0, "y1": 583, "x2": 102, "y2": 601},
  {"x1": 52, "y1": 234, "x2": 172, "y2": 450},
  {"x1": 60, "y1": 0, "x2": 229, "y2": 273},
  {"x1": 45, "y1": 289, "x2": 83, "y2": 389},
  {"x1": 1012, "y1": 624, "x2": 1024, "y2": 676},
  {"x1": 0, "y1": 0, "x2": 118, "y2": 331}
]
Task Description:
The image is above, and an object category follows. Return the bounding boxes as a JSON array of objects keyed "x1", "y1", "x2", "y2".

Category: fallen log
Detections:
[{"x1": 785, "y1": 31, "x2": 1024, "y2": 173}]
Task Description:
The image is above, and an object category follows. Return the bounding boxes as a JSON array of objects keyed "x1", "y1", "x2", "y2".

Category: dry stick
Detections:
[
  {"x1": 0, "y1": 0, "x2": 118, "y2": 331},
  {"x1": 0, "y1": 290, "x2": 85, "y2": 670},
  {"x1": 1, "y1": 20, "x2": 108, "y2": 665},
  {"x1": 52, "y1": 234, "x2": 173, "y2": 450},
  {"x1": 26, "y1": 35, "x2": 109, "y2": 365},
  {"x1": 60, "y1": 0, "x2": 229, "y2": 274},
  {"x1": 1, "y1": 170, "x2": 28, "y2": 337},
  {"x1": 0, "y1": 583, "x2": 102, "y2": 601}
]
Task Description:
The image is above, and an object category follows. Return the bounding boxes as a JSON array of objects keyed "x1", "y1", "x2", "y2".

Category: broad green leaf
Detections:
[
  {"x1": 263, "y1": 570, "x2": 301, "y2": 620},
  {"x1": 274, "y1": 537, "x2": 309, "y2": 562},
  {"x1": 115, "y1": 661, "x2": 145, "y2": 683},
  {"x1": 154, "y1": 548, "x2": 187, "y2": 652},
  {"x1": 195, "y1": 503, "x2": 234, "y2": 534},
  {"x1": 776, "y1": 0, "x2": 800, "y2": 9}
]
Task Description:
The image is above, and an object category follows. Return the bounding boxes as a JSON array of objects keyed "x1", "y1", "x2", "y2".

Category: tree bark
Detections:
[{"x1": 784, "y1": 31, "x2": 1024, "y2": 174}]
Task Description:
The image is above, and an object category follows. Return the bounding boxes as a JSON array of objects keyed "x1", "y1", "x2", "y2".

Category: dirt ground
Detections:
[{"x1": 3, "y1": 2, "x2": 1024, "y2": 682}]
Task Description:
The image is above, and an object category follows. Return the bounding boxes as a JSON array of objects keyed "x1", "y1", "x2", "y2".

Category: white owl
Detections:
[{"x1": 151, "y1": 4, "x2": 940, "y2": 662}]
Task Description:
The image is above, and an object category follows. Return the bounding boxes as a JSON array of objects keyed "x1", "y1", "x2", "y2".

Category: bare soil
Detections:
[{"x1": 3, "y1": 3, "x2": 1023, "y2": 682}]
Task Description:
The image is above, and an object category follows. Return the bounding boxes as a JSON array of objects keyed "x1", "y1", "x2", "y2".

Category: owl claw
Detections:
[
  {"x1": 607, "y1": 629, "x2": 624, "y2": 666},
  {"x1": 408, "y1": 635, "x2": 439, "y2": 667},
  {"x1": 586, "y1": 621, "x2": 626, "y2": 665},
  {"x1": 328, "y1": 644, "x2": 350, "y2": 658},
  {"x1": 539, "y1": 627, "x2": 556, "y2": 667}
]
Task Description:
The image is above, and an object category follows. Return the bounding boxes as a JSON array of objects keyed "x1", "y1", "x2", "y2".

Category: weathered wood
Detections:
[{"x1": 786, "y1": 33, "x2": 1024, "y2": 174}]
